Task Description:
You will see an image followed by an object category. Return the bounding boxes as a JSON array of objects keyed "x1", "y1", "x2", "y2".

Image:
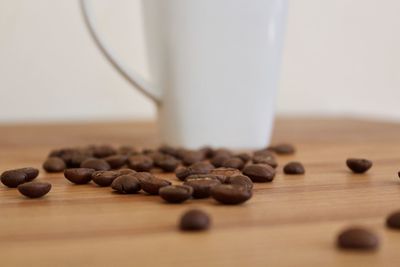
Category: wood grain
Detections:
[{"x1": 1, "y1": 117, "x2": 400, "y2": 267}]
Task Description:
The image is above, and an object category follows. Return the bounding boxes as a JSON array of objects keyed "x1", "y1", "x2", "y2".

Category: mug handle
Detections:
[{"x1": 80, "y1": 0, "x2": 161, "y2": 104}]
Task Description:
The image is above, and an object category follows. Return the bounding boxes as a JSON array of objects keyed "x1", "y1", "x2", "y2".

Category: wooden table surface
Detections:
[{"x1": 1, "y1": 118, "x2": 400, "y2": 267}]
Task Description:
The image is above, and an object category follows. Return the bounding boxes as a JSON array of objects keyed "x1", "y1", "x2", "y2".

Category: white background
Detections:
[{"x1": 0, "y1": 0, "x2": 399, "y2": 123}]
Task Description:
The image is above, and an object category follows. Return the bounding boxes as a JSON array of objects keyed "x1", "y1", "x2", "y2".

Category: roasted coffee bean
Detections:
[
  {"x1": 154, "y1": 154, "x2": 180, "y2": 172},
  {"x1": 200, "y1": 146, "x2": 215, "y2": 159},
  {"x1": 346, "y1": 158, "x2": 372, "y2": 173},
  {"x1": 138, "y1": 173, "x2": 171, "y2": 195},
  {"x1": 49, "y1": 148, "x2": 78, "y2": 165},
  {"x1": 211, "y1": 184, "x2": 252, "y2": 205},
  {"x1": 92, "y1": 145, "x2": 117, "y2": 158},
  {"x1": 111, "y1": 174, "x2": 141, "y2": 194},
  {"x1": 80, "y1": 158, "x2": 111, "y2": 171},
  {"x1": 158, "y1": 145, "x2": 179, "y2": 158},
  {"x1": 17, "y1": 182, "x2": 51, "y2": 198},
  {"x1": 118, "y1": 145, "x2": 138, "y2": 156},
  {"x1": 386, "y1": 211, "x2": 400, "y2": 229},
  {"x1": 184, "y1": 177, "x2": 221, "y2": 198},
  {"x1": 43, "y1": 157, "x2": 66, "y2": 173},
  {"x1": 64, "y1": 168, "x2": 95, "y2": 184},
  {"x1": 18, "y1": 167, "x2": 40, "y2": 181},
  {"x1": 159, "y1": 185, "x2": 193, "y2": 203},
  {"x1": 268, "y1": 143, "x2": 295, "y2": 155},
  {"x1": 104, "y1": 155, "x2": 128, "y2": 169},
  {"x1": 236, "y1": 153, "x2": 251, "y2": 163},
  {"x1": 179, "y1": 209, "x2": 211, "y2": 231},
  {"x1": 175, "y1": 162, "x2": 215, "y2": 181},
  {"x1": 242, "y1": 164, "x2": 275, "y2": 182},
  {"x1": 128, "y1": 155, "x2": 154, "y2": 172},
  {"x1": 180, "y1": 150, "x2": 205, "y2": 166},
  {"x1": 225, "y1": 175, "x2": 253, "y2": 191},
  {"x1": 69, "y1": 153, "x2": 91, "y2": 168},
  {"x1": 117, "y1": 168, "x2": 137, "y2": 175},
  {"x1": 222, "y1": 157, "x2": 245, "y2": 170},
  {"x1": 92, "y1": 170, "x2": 120, "y2": 187},
  {"x1": 283, "y1": 162, "x2": 305, "y2": 175},
  {"x1": 1, "y1": 170, "x2": 28, "y2": 188},
  {"x1": 337, "y1": 227, "x2": 379, "y2": 250},
  {"x1": 252, "y1": 152, "x2": 278, "y2": 168},
  {"x1": 209, "y1": 167, "x2": 242, "y2": 183},
  {"x1": 210, "y1": 153, "x2": 231, "y2": 168},
  {"x1": 142, "y1": 148, "x2": 156, "y2": 155}
]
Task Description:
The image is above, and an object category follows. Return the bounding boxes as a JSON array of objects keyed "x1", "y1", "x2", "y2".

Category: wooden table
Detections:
[{"x1": 1, "y1": 118, "x2": 400, "y2": 267}]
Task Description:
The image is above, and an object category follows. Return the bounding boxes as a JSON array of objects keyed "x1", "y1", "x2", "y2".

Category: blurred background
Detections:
[{"x1": 0, "y1": 0, "x2": 399, "y2": 123}]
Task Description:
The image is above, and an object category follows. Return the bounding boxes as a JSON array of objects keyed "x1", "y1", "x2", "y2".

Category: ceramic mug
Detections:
[{"x1": 80, "y1": 0, "x2": 288, "y2": 149}]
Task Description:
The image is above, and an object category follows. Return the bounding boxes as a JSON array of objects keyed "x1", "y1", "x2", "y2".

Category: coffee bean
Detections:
[
  {"x1": 175, "y1": 162, "x2": 214, "y2": 181},
  {"x1": 236, "y1": 153, "x2": 251, "y2": 163},
  {"x1": 184, "y1": 177, "x2": 221, "y2": 198},
  {"x1": 225, "y1": 175, "x2": 253, "y2": 191},
  {"x1": 242, "y1": 164, "x2": 275, "y2": 182},
  {"x1": 118, "y1": 145, "x2": 138, "y2": 156},
  {"x1": 386, "y1": 211, "x2": 400, "y2": 229},
  {"x1": 127, "y1": 155, "x2": 154, "y2": 172},
  {"x1": 268, "y1": 144, "x2": 295, "y2": 155},
  {"x1": 210, "y1": 150, "x2": 232, "y2": 167},
  {"x1": 211, "y1": 184, "x2": 252, "y2": 205},
  {"x1": 1, "y1": 170, "x2": 28, "y2": 188},
  {"x1": 64, "y1": 168, "x2": 95, "y2": 184},
  {"x1": 209, "y1": 167, "x2": 242, "y2": 183},
  {"x1": 154, "y1": 154, "x2": 180, "y2": 172},
  {"x1": 283, "y1": 162, "x2": 305, "y2": 175},
  {"x1": 17, "y1": 167, "x2": 40, "y2": 181},
  {"x1": 180, "y1": 150, "x2": 205, "y2": 166},
  {"x1": 346, "y1": 158, "x2": 372, "y2": 173},
  {"x1": 92, "y1": 170, "x2": 120, "y2": 187},
  {"x1": 159, "y1": 185, "x2": 193, "y2": 203},
  {"x1": 158, "y1": 145, "x2": 179, "y2": 158},
  {"x1": 104, "y1": 154, "x2": 128, "y2": 169},
  {"x1": 92, "y1": 145, "x2": 117, "y2": 158},
  {"x1": 69, "y1": 153, "x2": 91, "y2": 168},
  {"x1": 138, "y1": 173, "x2": 171, "y2": 195},
  {"x1": 252, "y1": 152, "x2": 278, "y2": 168},
  {"x1": 17, "y1": 182, "x2": 51, "y2": 198},
  {"x1": 337, "y1": 227, "x2": 379, "y2": 250},
  {"x1": 117, "y1": 168, "x2": 137, "y2": 175},
  {"x1": 111, "y1": 174, "x2": 141, "y2": 194},
  {"x1": 80, "y1": 158, "x2": 111, "y2": 171},
  {"x1": 222, "y1": 157, "x2": 245, "y2": 170},
  {"x1": 200, "y1": 146, "x2": 215, "y2": 159},
  {"x1": 179, "y1": 209, "x2": 211, "y2": 231},
  {"x1": 43, "y1": 157, "x2": 66, "y2": 173}
]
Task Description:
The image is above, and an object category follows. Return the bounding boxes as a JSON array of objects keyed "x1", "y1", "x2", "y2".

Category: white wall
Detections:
[{"x1": 0, "y1": 0, "x2": 399, "y2": 123}]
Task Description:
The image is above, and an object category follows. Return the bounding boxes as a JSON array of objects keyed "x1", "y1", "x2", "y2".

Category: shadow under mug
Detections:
[{"x1": 80, "y1": 0, "x2": 288, "y2": 149}]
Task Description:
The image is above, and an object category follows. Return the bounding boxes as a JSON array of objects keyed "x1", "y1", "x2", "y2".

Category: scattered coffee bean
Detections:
[
  {"x1": 17, "y1": 182, "x2": 51, "y2": 198},
  {"x1": 175, "y1": 162, "x2": 215, "y2": 181},
  {"x1": 337, "y1": 227, "x2": 379, "y2": 250},
  {"x1": 117, "y1": 168, "x2": 137, "y2": 175},
  {"x1": 222, "y1": 157, "x2": 245, "y2": 170},
  {"x1": 346, "y1": 158, "x2": 372, "y2": 173},
  {"x1": 154, "y1": 154, "x2": 180, "y2": 172},
  {"x1": 127, "y1": 155, "x2": 154, "y2": 172},
  {"x1": 138, "y1": 173, "x2": 171, "y2": 195},
  {"x1": 69, "y1": 153, "x2": 91, "y2": 168},
  {"x1": 268, "y1": 143, "x2": 295, "y2": 155},
  {"x1": 386, "y1": 211, "x2": 400, "y2": 229},
  {"x1": 64, "y1": 168, "x2": 95, "y2": 184},
  {"x1": 209, "y1": 168, "x2": 242, "y2": 183},
  {"x1": 236, "y1": 153, "x2": 251, "y2": 163},
  {"x1": 225, "y1": 175, "x2": 253, "y2": 191},
  {"x1": 92, "y1": 170, "x2": 120, "y2": 187},
  {"x1": 184, "y1": 177, "x2": 221, "y2": 198},
  {"x1": 180, "y1": 150, "x2": 205, "y2": 166},
  {"x1": 17, "y1": 167, "x2": 40, "y2": 181},
  {"x1": 211, "y1": 184, "x2": 252, "y2": 205},
  {"x1": 242, "y1": 164, "x2": 275, "y2": 182},
  {"x1": 252, "y1": 151, "x2": 278, "y2": 168},
  {"x1": 210, "y1": 153, "x2": 231, "y2": 168},
  {"x1": 118, "y1": 145, "x2": 137, "y2": 156},
  {"x1": 283, "y1": 162, "x2": 305, "y2": 175},
  {"x1": 111, "y1": 174, "x2": 141, "y2": 194},
  {"x1": 200, "y1": 146, "x2": 214, "y2": 159},
  {"x1": 43, "y1": 157, "x2": 66, "y2": 173},
  {"x1": 159, "y1": 185, "x2": 193, "y2": 203},
  {"x1": 158, "y1": 145, "x2": 179, "y2": 158},
  {"x1": 1, "y1": 170, "x2": 28, "y2": 188},
  {"x1": 92, "y1": 145, "x2": 117, "y2": 158},
  {"x1": 80, "y1": 158, "x2": 111, "y2": 171},
  {"x1": 104, "y1": 154, "x2": 128, "y2": 169},
  {"x1": 179, "y1": 209, "x2": 211, "y2": 231}
]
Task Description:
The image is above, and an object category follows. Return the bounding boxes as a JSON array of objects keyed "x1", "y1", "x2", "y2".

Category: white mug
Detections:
[{"x1": 80, "y1": 0, "x2": 288, "y2": 149}]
